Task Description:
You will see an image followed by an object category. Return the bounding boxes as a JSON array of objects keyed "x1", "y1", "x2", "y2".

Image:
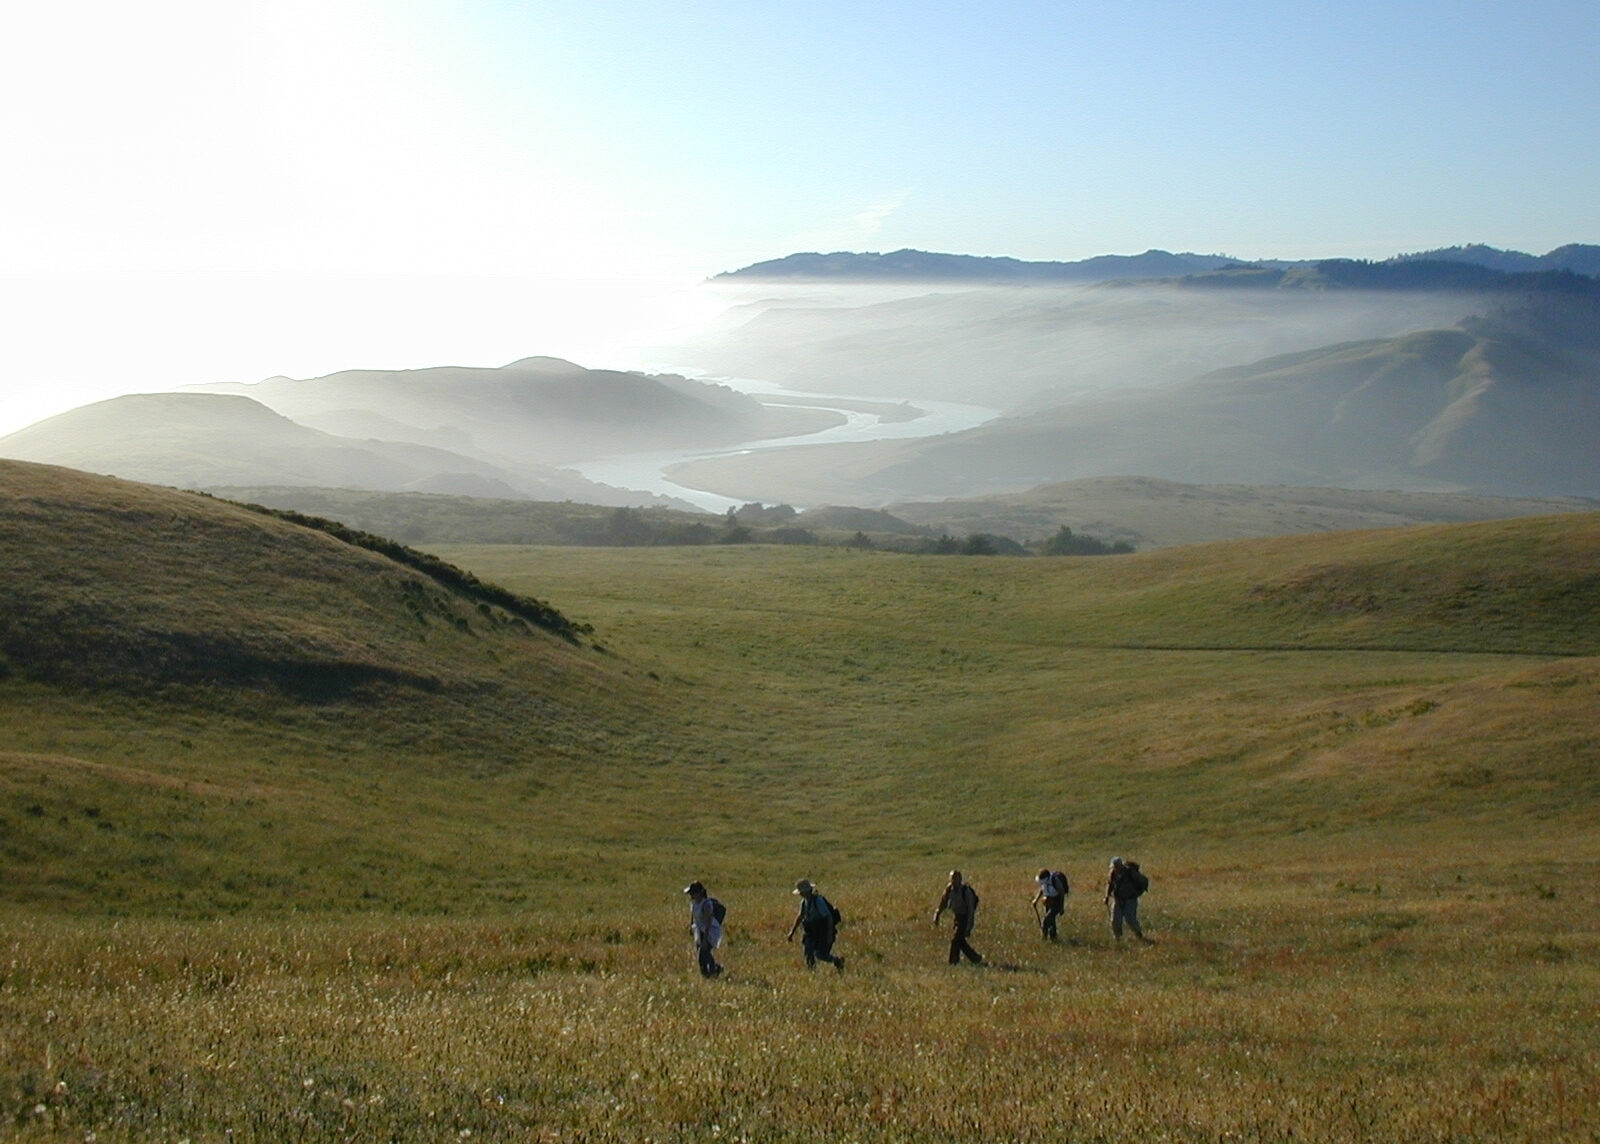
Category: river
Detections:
[{"x1": 569, "y1": 376, "x2": 1001, "y2": 512}]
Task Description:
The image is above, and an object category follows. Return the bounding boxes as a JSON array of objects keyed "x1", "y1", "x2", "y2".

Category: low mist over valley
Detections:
[{"x1": 5, "y1": 244, "x2": 1599, "y2": 537}]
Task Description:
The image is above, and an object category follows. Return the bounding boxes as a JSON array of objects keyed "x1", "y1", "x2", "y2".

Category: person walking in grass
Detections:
[
  {"x1": 1104, "y1": 857, "x2": 1152, "y2": 944},
  {"x1": 786, "y1": 878, "x2": 845, "y2": 972},
  {"x1": 933, "y1": 869, "x2": 984, "y2": 966},
  {"x1": 1032, "y1": 867, "x2": 1069, "y2": 941},
  {"x1": 683, "y1": 880, "x2": 724, "y2": 977}
]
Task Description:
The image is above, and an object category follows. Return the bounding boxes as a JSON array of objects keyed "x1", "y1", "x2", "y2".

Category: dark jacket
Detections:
[{"x1": 1107, "y1": 864, "x2": 1144, "y2": 902}]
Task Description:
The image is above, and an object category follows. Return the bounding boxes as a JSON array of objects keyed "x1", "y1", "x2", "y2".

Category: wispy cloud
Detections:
[
  {"x1": 848, "y1": 194, "x2": 910, "y2": 240},
  {"x1": 785, "y1": 192, "x2": 911, "y2": 253}
]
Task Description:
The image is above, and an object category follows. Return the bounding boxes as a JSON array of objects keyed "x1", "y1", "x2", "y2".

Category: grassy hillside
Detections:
[
  {"x1": 444, "y1": 516, "x2": 1600, "y2": 858},
  {"x1": 0, "y1": 460, "x2": 681, "y2": 913},
  {"x1": 3, "y1": 460, "x2": 1596, "y2": 915},
  {"x1": 1, "y1": 463, "x2": 1597, "y2": 1140}
]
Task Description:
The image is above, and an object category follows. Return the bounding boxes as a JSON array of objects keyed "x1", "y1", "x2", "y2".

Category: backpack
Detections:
[
  {"x1": 807, "y1": 894, "x2": 841, "y2": 931},
  {"x1": 1049, "y1": 871, "x2": 1070, "y2": 898},
  {"x1": 709, "y1": 897, "x2": 727, "y2": 924},
  {"x1": 1125, "y1": 864, "x2": 1149, "y2": 897}
]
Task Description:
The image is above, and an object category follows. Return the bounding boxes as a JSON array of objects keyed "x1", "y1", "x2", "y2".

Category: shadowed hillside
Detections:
[
  {"x1": 899, "y1": 312, "x2": 1600, "y2": 498},
  {"x1": 0, "y1": 460, "x2": 610, "y2": 704},
  {"x1": 0, "y1": 460, "x2": 690, "y2": 913},
  {"x1": 671, "y1": 297, "x2": 1600, "y2": 503}
]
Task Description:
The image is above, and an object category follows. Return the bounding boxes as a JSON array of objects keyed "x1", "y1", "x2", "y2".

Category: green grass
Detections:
[
  {"x1": 1, "y1": 461, "x2": 1597, "y2": 1139},
  {"x1": 887, "y1": 475, "x2": 1597, "y2": 550}
]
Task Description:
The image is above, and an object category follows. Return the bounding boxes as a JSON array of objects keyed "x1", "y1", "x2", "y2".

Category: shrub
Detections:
[{"x1": 1037, "y1": 525, "x2": 1135, "y2": 556}]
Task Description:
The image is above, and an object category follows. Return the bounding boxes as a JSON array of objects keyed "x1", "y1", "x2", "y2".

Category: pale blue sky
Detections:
[
  {"x1": 1, "y1": 0, "x2": 1596, "y2": 430},
  {"x1": 458, "y1": 0, "x2": 1599, "y2": 266}
]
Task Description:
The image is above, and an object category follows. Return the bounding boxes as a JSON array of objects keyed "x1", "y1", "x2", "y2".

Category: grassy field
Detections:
[
  {"x1": 886, "y1": 475, "x2": 1599, "y2": 550},
  {"x1": 189, "y1": 477, "x2": 1597, "y2": 552},
  {"x1": 1, "y1": 462, "x2": 1596, "y2": 1139}
]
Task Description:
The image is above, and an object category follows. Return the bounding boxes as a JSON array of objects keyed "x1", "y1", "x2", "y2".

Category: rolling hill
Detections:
[
  {"x1": 681, "y1": 275, "x2": 1486, "y2": 409},
  {"x1": 4, "y1": 458, "x2": 1597, "y2": 915},
  {"x1": 886, "y1": 316, "x2": 1600, "y2": 498},
  {"x1": 0, "y1": 459, "x2": 692, "y2": 912},
  {"x1": 185, "y1": 356, "x2": 837, "y2": 466},
  {"x1": 0, "y1": 392, "x2": 693, "y2": 506},
  {"x1": 1393, "y1": 242, "x2": 1600, "y2": 277},
  {"x1": 4, "y1": 466, "x2": 1597, "y2": 1140},
  {"x1": 669, "y1": 298, "x2": 1600, "y2": 503},
  {"x1": 0, "y1": 459, "x2": 611, "y2": 701}
]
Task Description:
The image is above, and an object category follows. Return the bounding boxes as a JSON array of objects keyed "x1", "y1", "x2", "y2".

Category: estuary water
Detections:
[{"x1": 569, "y1": 376, "x2": 1001, "y2": 512}]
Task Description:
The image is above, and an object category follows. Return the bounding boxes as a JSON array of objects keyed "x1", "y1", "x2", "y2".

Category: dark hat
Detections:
[{"x1": 683, "y1": 880, "x2": 706, "y2": 895}]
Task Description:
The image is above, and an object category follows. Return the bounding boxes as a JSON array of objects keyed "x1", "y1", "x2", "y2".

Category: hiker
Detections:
[
  {"x1": 932, "y1": 869, "x2": 983, "y2": 965},
  {"x1": 683, "y1": 880, "x2": 724, "y2": 977},
  {"x1": 1103, "y1": 857, "x2": 1152, "y2": 944},
  {"x1": 786, "y1": 878, "x2": 845, "y2": 972},
  {"x1": 1032, "y1": 867, "x2": 1069, "y2": 941}
]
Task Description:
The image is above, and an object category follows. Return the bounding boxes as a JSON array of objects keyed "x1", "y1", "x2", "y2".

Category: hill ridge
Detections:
[
  {"x1": 0, "y1": 460, "x2": 601, "y2": 703},
  {"x1": 719, "y1": 244, "x2": 1600, "y2": 284}
]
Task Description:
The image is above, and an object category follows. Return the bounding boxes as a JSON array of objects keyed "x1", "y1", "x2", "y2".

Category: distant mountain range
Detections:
[
  {"x1": 719, "y1": 244, "x2": 1600, "y2": 284},
  {"x1": 1389, "y1": 243, "x2": 1600, "y2": 276},
  {"x1": 717, "y1": 248, "x2": 1240, "y2": 283}
]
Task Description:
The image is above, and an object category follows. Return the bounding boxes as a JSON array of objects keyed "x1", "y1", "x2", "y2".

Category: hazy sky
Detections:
[{"x1": 2, "y1": 0, "x2": 1596, "y2": 433}]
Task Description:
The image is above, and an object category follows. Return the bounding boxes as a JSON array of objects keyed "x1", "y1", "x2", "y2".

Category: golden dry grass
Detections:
[{"x1": 4, "y1": 854, "x2": 1596, "y2": 1142}]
